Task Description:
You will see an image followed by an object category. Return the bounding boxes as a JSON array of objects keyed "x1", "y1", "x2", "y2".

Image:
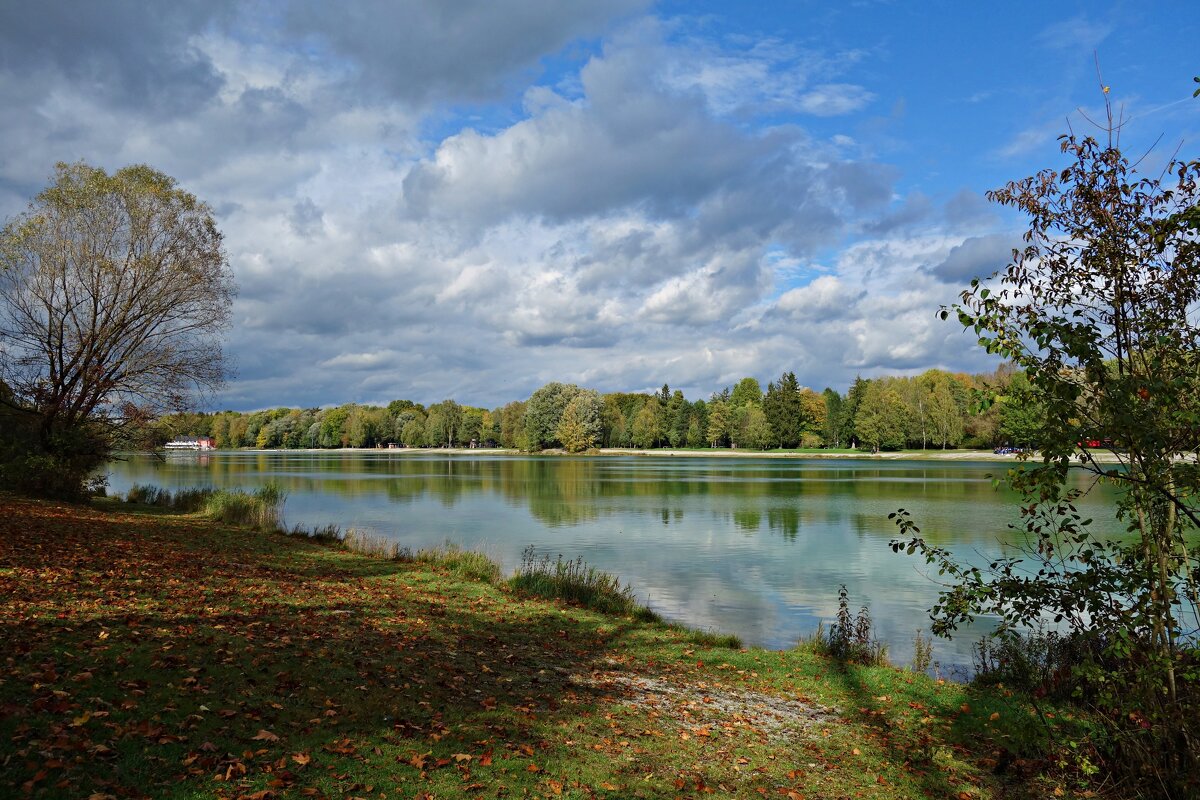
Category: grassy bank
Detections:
[{"x1": 0, "y1": 493, "x2": 1104, "y2": 799}]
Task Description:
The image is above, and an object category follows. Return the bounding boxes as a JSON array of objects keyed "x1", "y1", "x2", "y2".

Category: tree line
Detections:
[{"x1": 149, "y1": 364, "x2": 1040, "y2": 453}]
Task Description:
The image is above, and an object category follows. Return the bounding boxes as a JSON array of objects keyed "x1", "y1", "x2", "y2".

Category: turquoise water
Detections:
[{"x1": 104, "y1": 451, "x2": 1124, "y2": 671}]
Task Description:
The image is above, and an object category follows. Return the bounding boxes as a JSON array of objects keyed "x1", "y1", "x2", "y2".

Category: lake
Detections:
[{"x1": 103, "y1": 451, "x2": 1123, "y2": 672}]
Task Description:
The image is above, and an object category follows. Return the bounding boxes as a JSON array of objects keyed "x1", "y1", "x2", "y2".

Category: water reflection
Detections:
[{"x1": 106, "y1": 452, "x2": 1122, "y2": 669}]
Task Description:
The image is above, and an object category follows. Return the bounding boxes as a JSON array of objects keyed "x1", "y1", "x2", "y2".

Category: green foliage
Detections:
[
  {"x1": 524, "y1": 382, "x2": 581, "y2": 450},
  {"x1": 854, "y1": 379, "x2": 909, "y2": 451},
  {"x1": 740, "y1": 405, "x2": 774, "y2": 450},
  {"x1": 124, "y1": 484, "x2": 213, "y2": 512},
  {"x1": 910, "y1": 630, "x2": 934, "y2": 674},
  {"x1": 971, "y1": 626, "x2": 1080, "y2": 693},
  {"x1": 631, "y1": 397, "x2": 665, "y2": 448},
  {"x1": 0, "y1": 405, "x2": 110, "y2": 500},
  {"x1": 729, "y1": 376, "x2": 763, "y2": 408},
  {"x1": 762, "y1": 371, "x2": 805, "y2": 448},
  {"x1": 895, "y1": 117, "x2": 1200, "y2": 793}
]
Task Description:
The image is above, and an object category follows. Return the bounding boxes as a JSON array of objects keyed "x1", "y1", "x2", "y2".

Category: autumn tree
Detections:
[
  {"x1": 854, "y1": 380, "x2": 908, "y2": 451},
  {"x1": 555, "y1": 390, "x2": 603, "y2": 452},
  {"x1": 0, "y1": 162, "x2": 234, "y2": 497},
  {"x1": 706, "y1": 397, "x2": 733, "y2": 447},
  {"x1": 631, "y1": 397, "x2": 664, "y2": 449}
]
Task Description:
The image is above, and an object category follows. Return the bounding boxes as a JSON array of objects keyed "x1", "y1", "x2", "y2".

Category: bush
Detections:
[
  {"x1": 972, "y1": 626, "x2": 1080, "y2": 692},
  {"x1": 0, "y1": 407, "x2": 110, "y2": 501}
]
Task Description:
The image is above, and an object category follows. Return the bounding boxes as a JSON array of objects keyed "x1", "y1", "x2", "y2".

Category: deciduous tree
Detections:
[
  {"x1": 556, "y1": 390, "x2": 602, "y2": 452},
  {"x1": 0, "y1": 162, "x2": 234, "y2": 496},
  {"x1": 895, "y1": 107, "x2": 1200, "y2": 788}
]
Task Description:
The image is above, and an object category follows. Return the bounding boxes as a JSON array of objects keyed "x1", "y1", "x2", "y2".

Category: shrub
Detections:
[
  {"x1": 815, "y1": 585, "x2": 889, "y2": 667},
  {"x1": 971, "y1": 626, "x2": 1080, "y2": 692}
]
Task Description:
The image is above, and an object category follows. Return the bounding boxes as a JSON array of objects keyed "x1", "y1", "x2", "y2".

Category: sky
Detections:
[{"x1": 1, "y1": 1, "x2": 1197, "y2": 412}]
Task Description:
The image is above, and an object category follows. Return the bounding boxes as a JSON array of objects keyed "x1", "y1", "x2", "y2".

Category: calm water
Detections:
[{"x1": 104, "y1": 451, "x2": 1123, "y2": 671}]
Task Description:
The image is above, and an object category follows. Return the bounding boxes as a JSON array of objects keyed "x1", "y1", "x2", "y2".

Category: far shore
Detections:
[{"x1": 181, "y1": 445, "x2": 1125, "y2": 463}]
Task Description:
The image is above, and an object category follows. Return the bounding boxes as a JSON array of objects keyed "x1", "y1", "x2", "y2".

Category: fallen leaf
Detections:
[{"x1": 252, "y1": 729, "x2": 280, "y2": 742}]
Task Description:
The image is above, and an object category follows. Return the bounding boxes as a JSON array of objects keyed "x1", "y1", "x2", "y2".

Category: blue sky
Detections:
[{"x1": 1, "y1": 1, "x2": 1197, "y2": 410}]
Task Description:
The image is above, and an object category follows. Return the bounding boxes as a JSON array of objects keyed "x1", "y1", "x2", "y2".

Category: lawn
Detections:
[{"x1": 0, "y1": 494, "x2": 1100, "y2": 799}]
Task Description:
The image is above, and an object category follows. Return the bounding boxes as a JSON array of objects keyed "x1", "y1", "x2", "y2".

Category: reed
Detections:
[
  {"x1": 124, "y1": 483, "x2": 215, "y2": 512},
  {"x1": 415, "y1": 542, "x2": 502, "y2": 583},
  {"x1": 508, "y1": 545, "x2": 649, "y2": 618},
  {"x1": 201, "y1": 483, "x2": 284, "y2": 531}
]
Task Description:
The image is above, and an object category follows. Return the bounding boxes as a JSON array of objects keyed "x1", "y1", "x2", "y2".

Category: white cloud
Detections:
[
  {"x1": 0, "y1": 4, "x2": 1012, "y2": 410},
  {"x1": 796, "y1": 83, "x2": 875, "y2": 116}
]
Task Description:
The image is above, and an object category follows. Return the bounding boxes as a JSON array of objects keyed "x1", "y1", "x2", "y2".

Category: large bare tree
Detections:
[{"x1": 0, "y1": 162, "x2": 234, "y2": 493}]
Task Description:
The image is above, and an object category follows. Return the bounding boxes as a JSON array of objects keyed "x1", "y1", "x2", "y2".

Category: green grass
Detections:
[{"x1": 0, "y1": 493, "x2": 1112, "y2": 799}]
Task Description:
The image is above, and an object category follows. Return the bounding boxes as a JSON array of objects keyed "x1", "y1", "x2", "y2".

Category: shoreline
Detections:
[{"x1": 168, "y1": 445, "x2": 1124, "y2": 463}]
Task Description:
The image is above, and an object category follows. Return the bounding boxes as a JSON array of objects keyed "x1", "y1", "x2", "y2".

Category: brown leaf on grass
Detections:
[
  {"x1": 291, "y1": 752, "x2": 311, "y2": 766},
  {"x1": 252, "y1": 729, "x2": 280, "y2": 742}
]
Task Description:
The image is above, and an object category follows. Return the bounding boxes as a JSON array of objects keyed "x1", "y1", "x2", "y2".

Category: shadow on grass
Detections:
[
  {"x1": 0, "y1": 495, "x2": 640, "y2": 798},
  {"x1": 816, "y1": 655, "x2": 1080, "y2": 799}
]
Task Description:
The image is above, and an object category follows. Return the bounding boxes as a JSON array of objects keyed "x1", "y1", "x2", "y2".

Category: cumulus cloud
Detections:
[
  {"x1": 0, "y1": 3, "x2": 1013, "y2": 410},
  {"x1": 283, "y1": 0, "x2": 650, "y2": 105},
  {"x1": 930, "y1": 233, "x2": 1016, "y2": 283}
]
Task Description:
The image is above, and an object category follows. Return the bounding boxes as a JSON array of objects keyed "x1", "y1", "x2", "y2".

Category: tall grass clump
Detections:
[
  {"x1": 672, "y1": 625, "x2": 741, "y2": 649},
  {"x1": 508, "y1": 545, "x2": 649, "y2": 617},
  {"x1": 339, "y1": 527, "x2": 410, "y2": 559},
  {"x1": 202, "y1": 483, "x2": 284, "y2": 530},
  {"x1": 415, "y1": 541, "x2": 501, "y2": 584},
  {"x1": 125, "y1": 483, "x2": 214, "y2": 512},
  {"x1": 285, "y1": 522, "x2": 345, "y2": 546}
]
